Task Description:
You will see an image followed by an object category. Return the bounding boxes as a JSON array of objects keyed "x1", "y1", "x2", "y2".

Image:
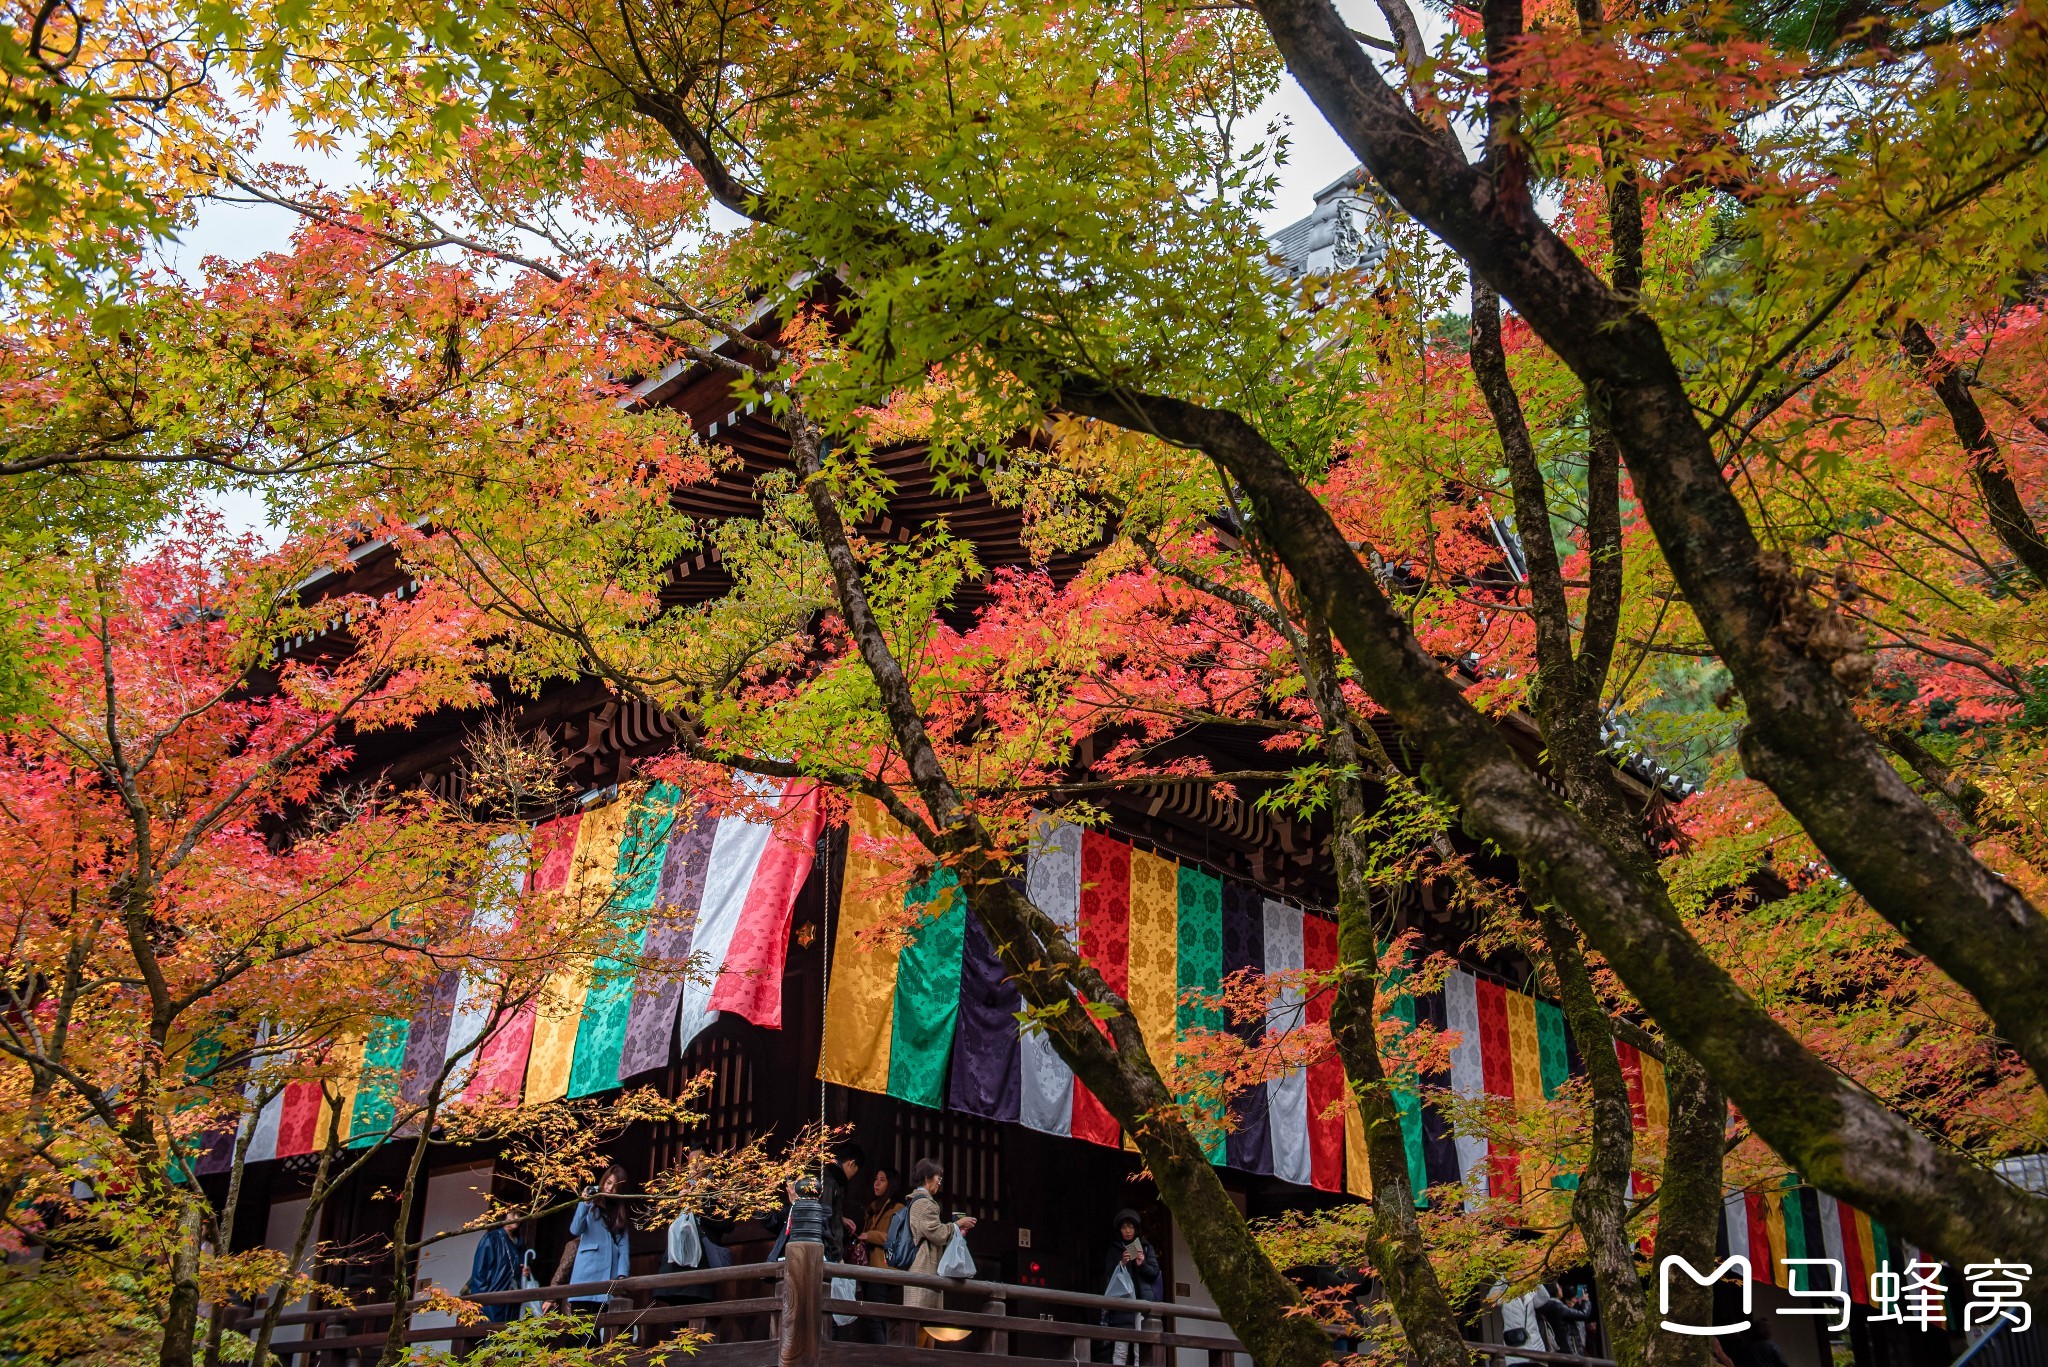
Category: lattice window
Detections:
[
  {"x1": 890, "y1": 1108, "x2": 1003, "y2": 1224},
  {"x1": 646, "y1": 1029, "x2": 756, "y2": 1179}
]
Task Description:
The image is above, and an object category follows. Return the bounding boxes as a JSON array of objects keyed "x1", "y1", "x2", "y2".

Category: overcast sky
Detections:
[{"x1": 165, "y1": 69, "x2": 1364, "y2": 270}]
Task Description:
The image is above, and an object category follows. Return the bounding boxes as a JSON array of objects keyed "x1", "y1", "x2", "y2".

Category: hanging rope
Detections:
[{"x1": 817, "y1": 821, "x2": 836, "y2": 1182}]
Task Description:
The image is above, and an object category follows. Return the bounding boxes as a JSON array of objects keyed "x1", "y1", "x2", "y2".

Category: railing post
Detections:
[
  {"x1": 779, "y1": 1244, "x2": 823, "y2": 1367},
  {"x1": 981, "y1": 1291, "x2": 1007, "y2": 1355}
]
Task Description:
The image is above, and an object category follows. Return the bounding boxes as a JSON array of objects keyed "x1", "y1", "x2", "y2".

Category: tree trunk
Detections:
[
  {"x1": 1147, "y1": 531, "x2": 1472, "y2": 1366},
  {"x1": 1538, "y1": 909, "x2": 1647, "y2": 1366},
  {"x1": 1645, "y1": 1050, "x2": 1725, "y2": 1367},
  {"x1": 250, "y1": 1124, "x2": 339, "y2": 1367},
  {"x1": 971, "y1": 873, "x2": 1341, "y2": 1367},
  {"x1": 1473, "y1": 256, "x2": 1728, "y2": 1367},
  {"x1": 1305, "y1": 615, "x2": 1472, "y2": 1367},
  {"x1": 1901, "y1": 318, "x2": 2048, "y2": 588},
  {"x1": 202, "y1": 1086, "x2": 272, "y2": 1367},
  {"x1": 160, "y1": 1200, "x2": 206, "y2": 1367},
  {"x1": 375, "y1": 1098, "x2": 443, "y2": 1367}
]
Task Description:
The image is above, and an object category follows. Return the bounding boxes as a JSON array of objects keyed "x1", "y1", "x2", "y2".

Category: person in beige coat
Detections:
[{"x1": 900, "y1": 1158, "x2": 977, "y2": 1344}]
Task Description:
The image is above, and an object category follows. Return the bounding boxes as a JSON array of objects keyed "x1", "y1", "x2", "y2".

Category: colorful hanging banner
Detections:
[
  {"x1": 1175, "y1": 867, "x2": 1226, "y2": 1165},
  {"x1": 272, "y1": 1074, "x2": 324, "y2": 1159},
  {"x1": 949, "y1": 878, "x2": 1024, "y2": 1122},
  {"x1": 438, "y1": 831, "x2": 530, "y2": 1106},
  {"x1": 1220, "y1": 880, "x2": 1273, "y2": 1175},
  {"x1": 464, "y1": 812, "x2": 581, "y2": 1105},
  {"x1": 822, "y1": 809, "x2": 1348, "y2": 1185},
  {"x1": 678, "y1": 778, "x2": 824, "y2": 1051},
  {"x1": 1070, "y1": 830, "x2": 1131, "y2": 1147},
  {"x1": 525, "y1": 799, "x2": 633, "y2": 1102},
  {"x1": 616, "y1": 797, "x2": 717, "y2": 1080},
  {"x1": 885, "y1": 867, "x2": 967, "y2": 1108},
  {"x1": 799, "y1": 813, "x2": 1730, "y2": 1215},
  {"x1": 1378, "y1": 952, "x2": 1431, "y2": 1203},
  {"x1": 1474, "y1": 976, "x2": 1520, "y2": 1205},
  {"x1": 232, "y1": 776, "x2": 819, "y2": 1171},
  {"x1": 818, "y1": 796, "x2": 905, "y2": 1095},
  {"x1": 346, "y1": 1015, "x2": 412, "y2": 1148},
  {"x1": 1343, "y1": 944, "x2": 1426, "y2": 1203},
  {"x1": 1719, "y1": 1178, "x2": 1898, "y2": 1303},
  {"x1": 1126, "y1": 850, "x2": 1181, "y2": 1118},
  {"x1": 1300, "y1": 913, "x2": 1344, "y2": 1193},
  {"x1": 1264, "y1": 898, "x2": 1311, "y2": 1187},
  {"x1": 1505, "y1": 988, "x2": 1548, "y2": 1200},
  {"x1": 1018, "y1": 819, "x2": 1082, "y2": 1138},
  {"x1": 1444, "y1": 970, "x2": 1489, "y2": 1205}
]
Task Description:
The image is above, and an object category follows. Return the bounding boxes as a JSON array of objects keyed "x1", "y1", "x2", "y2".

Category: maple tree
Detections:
[{"x1": 0, "y1": 518, "x2": 494, "y2": 1365}]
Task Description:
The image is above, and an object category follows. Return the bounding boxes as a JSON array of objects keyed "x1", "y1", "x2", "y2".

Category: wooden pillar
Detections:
[{"x1": 779, "y1": 1244, "x2": 823, "y2": 1367}]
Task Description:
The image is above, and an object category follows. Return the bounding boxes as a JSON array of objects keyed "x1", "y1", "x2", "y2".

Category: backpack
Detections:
[{"x1": 884, "y1": 1194, "x2": 923, "y2": 1270}]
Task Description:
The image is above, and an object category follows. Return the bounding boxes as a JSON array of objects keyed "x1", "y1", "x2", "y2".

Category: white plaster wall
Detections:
[
  {"x1": 409, "y1": 1162, "x2": 494, "y2": 1353},
  {"x1": 261, "y1": 1196, "x2": 315, "y2": 1343}
]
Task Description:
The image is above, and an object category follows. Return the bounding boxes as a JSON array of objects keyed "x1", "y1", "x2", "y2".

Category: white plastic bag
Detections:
[
  {"x1": 1105, "y1": 1262, "x2": 1136, "y2": 1300},
  {"x1": 830, "y1": 1275, "x2": 860, "y2": 1326},
  {"x1": 936, "y1": 1227, "x2": 977, "y2": 1279},
  {"x1": 518, "y1": 1251, "x2": 545, "y2": 1319},
  {"x1": 666, "y1": 1210, "x2": 702, "y2": 1270}
]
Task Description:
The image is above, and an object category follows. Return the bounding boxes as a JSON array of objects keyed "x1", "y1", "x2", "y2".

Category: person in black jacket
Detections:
[
  {"x1": 652, "y1": 1148, "x2": 736, "y2": 1336},
  {"x1": 770, "y1": 1142, "x2": 864, "y2": 1265},
  {"x1": 462, "y1": 1217, "x2": 523, "y2": 1322},
  {"x1": 1535, "y1": 1282, "x2": 1594, "y2": 1354},
  {"x1": 1097, "y1": 1208, "x2": 1162, "y2": 1364},
  {"x1": 820, "y1": 1142, "x2": 863, "y2": 1264}
]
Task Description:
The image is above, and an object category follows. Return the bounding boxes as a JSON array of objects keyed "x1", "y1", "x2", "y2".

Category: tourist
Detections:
[
  {"x1": 560, "y1": 1163, "x2": 634, "y2": 1343},
  {"x1": 1492, "y1": 1280, "x2": 1546, "y2": 1367},
  {"x1": 822, "y1": 1141, "x2": 864, "y2": 1263},
  {"x1": 651, "y1": 1148, "x2": 735, "y2": 1341},
  {"x1": 767, "y1": 1141, "x2": 860, "y2": 1263},
  {"x1": 901, "y1": 1158, "x2": 976, "y2": 1346},
  {"x1": 856, "y1": 1166, "x2": 905, "y2": 1267},
  {"x1": 849, "y1": 1166, "x2": 906, "y2": 1344},
  {"x1": 462, "y1": 1215, "x2": 523, "y2": 1322},
  {"x1": 1535, "y1": 1282, "x2": 1593, "y2": 1354},
  {"x1": 1097, "y1": 1208, "x2": 1161, "y2": 1364}
]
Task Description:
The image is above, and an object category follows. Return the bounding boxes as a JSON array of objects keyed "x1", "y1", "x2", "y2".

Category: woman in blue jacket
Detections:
[{"x1": 563, "y1": 1164, "x2": 634, "y2": 1342}]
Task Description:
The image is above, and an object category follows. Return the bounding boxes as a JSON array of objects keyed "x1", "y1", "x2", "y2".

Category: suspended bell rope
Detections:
[{"x1": 817, "y1": 820, "x2": 835, "y2": 1183}]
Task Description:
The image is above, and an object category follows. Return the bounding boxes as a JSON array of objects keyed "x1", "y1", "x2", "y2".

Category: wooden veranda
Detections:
[{"x1": 228, "y1": 1241, "x2": 1620, "y2": 1367}]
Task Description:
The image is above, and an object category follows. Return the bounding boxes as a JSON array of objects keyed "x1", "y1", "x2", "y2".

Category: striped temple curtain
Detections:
[{"x1": 212, "y1": 776, "x2": 821, "y2": 1170}]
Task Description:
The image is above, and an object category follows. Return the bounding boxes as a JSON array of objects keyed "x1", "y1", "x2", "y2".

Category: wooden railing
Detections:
[{"x1": 223, "y1": 1242, "x2": 1622, "y2": 1366}]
